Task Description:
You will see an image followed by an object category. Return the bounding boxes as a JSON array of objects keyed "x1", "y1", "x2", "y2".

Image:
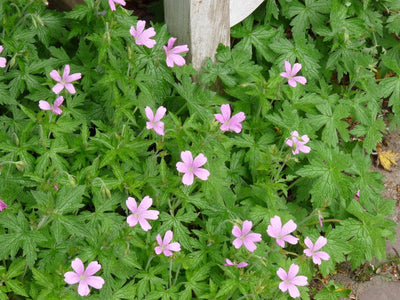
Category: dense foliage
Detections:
[{"x1": 0, "y1": 0, "x2": 399, "y2": 298}]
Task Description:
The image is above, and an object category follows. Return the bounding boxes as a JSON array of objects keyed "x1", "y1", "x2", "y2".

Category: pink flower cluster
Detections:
[
  {"x1": 226, "y1": 215, "x2": 329, "y2": 298},
  {"x1": 130, "y1": 20, "x2": 189, "y2": 67}
]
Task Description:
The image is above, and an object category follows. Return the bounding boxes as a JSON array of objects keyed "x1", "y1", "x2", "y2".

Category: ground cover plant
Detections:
[{"x1": 0, "y1": 0, "x2": 399, "y2": 298}]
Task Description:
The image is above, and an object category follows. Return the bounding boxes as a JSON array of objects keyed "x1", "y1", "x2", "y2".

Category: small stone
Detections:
[{"x1": 376, "y1": 267, "x2": 381, "y2": 274}]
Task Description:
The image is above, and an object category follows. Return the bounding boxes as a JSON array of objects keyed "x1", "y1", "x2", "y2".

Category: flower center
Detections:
[
  {"x1": 134, "y1": 213, "x2": 139, "y2": 219},
  {"x1": 80, "y1": 274, "x2": 86, "y2": 281},
  {"x1": 188, "y1": 166, "x2": 194, "y2": 173}
]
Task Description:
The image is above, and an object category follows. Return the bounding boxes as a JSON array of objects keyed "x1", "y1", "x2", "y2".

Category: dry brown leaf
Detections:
[{"x1": 376, "y1": 144, "x2": 400, "y2": 171}]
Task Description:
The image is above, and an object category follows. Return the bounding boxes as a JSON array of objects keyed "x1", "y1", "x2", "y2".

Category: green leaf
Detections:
[
  {"x1": 55, "y1": 185, "x2": 85, "y2": 215},
  {"x1": 5, "y1": 279, "x2": 28, "y2": 297},
  {"x1": 314, "y1": 281, "x2": 351, "y2": 300}
]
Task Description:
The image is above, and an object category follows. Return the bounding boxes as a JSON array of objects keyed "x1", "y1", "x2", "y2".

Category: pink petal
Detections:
[
  {"x1": 0, "y1": 57, "x2": 6, "y2": 68},
  {"x1": 67, "y1": 72, "x2": 82, "y2": 82},
  {"x1": 304, "y1": 249, "x2": 312, "y2": 257},
  {"x1": 276, "y1": 238, "x2": 286, "y2": 248},
  {"x1": 304, "y1": 237, "x2": 314, "y2": 249},
  {"x1": 299, "y1": 144, "x2": 311, "y2": 153},
  {"x1": 163, "y1": 249, "x2": 173, "y2": 257},
  {"x1": 287, "y1": 264, "x2": 299, "y2": 280},
  {"x1": 282, "y1": 235, "x2": 299, "y2": 245},
  {"x1": 312, "y1": 256, "x2": 322, "y2": 265},
  {"x1": 143, "y1": 38, "x2": 156, "y2": 49},
  {"x1": 214, "y1": 113, "x2": 225, "y2": 124},
  {"x1": 62, "y1": 65, "x2": 70, "y2": 80},
  {"x1": 0, "y1": 46, "x2": 3, "y2": 54},
  {"x1": 145, "y1": 106, "x2": 154, "y2": 122},
  {"x1": 237, "y1": 262, "x2": 248, "y2": 268},
  {"x1": 291, "y1": 275, "x2": 308, "y2": 286},
  {"x1": 281, "y1": 220, "x2": 297, "y2": 236},
  {"x1": 232, "y1": 237, "x2": 243, "y2": 249},
  {"x1": 39, "y1": 100, "x2": 51, "y2": 111},
  {"x1": 219, "y1": 123, "x2": 230, "y2": 131},
  {"x1": 293, "y1": 76, "x2": 307, "y2": 85},
  {"x1": 230, "y1": 112, "x2": 246, "y2": 124},
  {"x1": 154, "y1": 106, "x2": 167, "y2": 122},
  {"x1": 315, "y1": 251, "x2": 330, "y2": 262},
  {"x1": 176, "y1": 162, "x2": 190, "y2": 173},
  {"x1": 194, "y1": 168, "x2": 209, "y2": 181},
  {"x1": 284, "y1": 61, "x2": 292, "y2": 76},
  {"x1": 277, "y1": 267, "x2": 288, "y2": 281},
  {"x1": 138, "y1": 196, "x2": 153, "y2": 211},
  {"x1": 241, "y1": 220, "x2": 253, "y2": 235},
  {"x1": 54, "y1": 96, "x2": 64, "y2": 107},
  {"x1": 86, "y1": 276, "x2": 105, "y2": 289},
  {"x1": 64, "y1": 83, "x2": 76, "y2": 94},
  {"x1": 130, "y1": 26, "x2": 138, "y2": 38},
  {"x1": 232, "y1": 225, "x2": 242, "y2": 238},
  {"x1": 84, "y1": 261, "x2": 101, "y2": 277},
  {"x1": 180, "y1": 151, "x2": 193, "y2": 164},
  {"x1": 114, "y1": 0, "x2": 126, "y2": 6},
  {"x1": 287, "y1": 284, "x2": 301, "y2": 298},
  {"x1": 153, "y1": 121, "x2": 164, "y2": 136},
  {"x1": 154, "y1": 246, "x2": 162, "y2": 255},
  {"x1": 78, "y1": 281, "x2": 90, "y2": 296},
  {"x1": 182, "y1": 172, "x2": 194, "y2": 185},
  {"x1": 167, "y1": 242, "x2": 181, "y2": 252},
  {"x1": 171, "y1": 54, "x2": 186, "y2": 67},
  {"x1": 291, "y1": 131, "x2": 299, "y2": 137},
  {"x1": 224, "y1": 259, "x2": 234, "y2": 266},
  {"x1": 166, "y1": 56, "x2": 175, "y2": 67},
  {"x1": 71, "y1": 258, "x2": 84, "y2": 274},
  {"x1": 108, "y1": 0, "x2": 116, "y2": 10},
  {"x1": 243, "y1": 240, "x2": 257, "y2": 252},
  {"x1": 229, "y1": 122, "x2": 243, "y2": 133},
  {"x1": 53, "y1": 107, "x2": 62, "y2": 115},
  {"x1": 279, "y1": 281, "x2": 289, "y2": 293},
  {"x1": 126, "y1": 197, "x2": 138, "y2": 213},
  {"x1": 127, "y1": 214, "x2": 139, "y2": 227},
  {"x1": 166, "y1": 38, "x2": 177, "y2": 51},
  {"x1": 141, "y1": 210, "x2": 159, "y2": 220},
  {"x1": 314, "y1": 236, "x2": 327, "y2": 250},
  {"x1": 156, "y1": 234, "x2": 162, "y2": 246},
  {"x1": 50, "y1": 70, "x2": 61, "y2": 82},
  {"x1": 246, "y1": 232, "x2": 262, "y2": 243},
  {"x1": 291, "y1": 63, "x2": 302, "y2": 75},
  {"x1": 280, "y1": 72, "x2": 289, "y2": 79},
  {"x1": 138, "y1": 218, "x2": 152, "y2": 231},
  {"x1": 170, "y1": 45, "x2": 189, "y2": 55},
  {"x1": 64, "y1": 271, "x2": 80, "y2": 284},
  {"x1": 163, "y1": 230, "x2": 173, "y2": 244},
  {"x1": 220, "y1": 104, "x2": 231, "y2": 121},
  {"x1": 52, "y1": 83, "x2": 64, "y2": 94},
  {"x1": 193, "y1": 153, "x2": 207, "y2": 168},
  {"x1": 288, "y1": 78, "x2": 298, "y2": 87},
  {"x1": 267, "y1": 216, "x2": 282, "y2": 237},
  {"x1": 285, "y1": 139, "x2": 293, "y2": 147},
  {"x1": 135, "y1": 20, "x2": 146, "y2": 35}
]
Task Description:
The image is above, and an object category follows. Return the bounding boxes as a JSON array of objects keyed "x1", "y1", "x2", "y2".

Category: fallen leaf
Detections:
[{"x1": 376, "y1": 144, "x2": 400, "y2": 171}]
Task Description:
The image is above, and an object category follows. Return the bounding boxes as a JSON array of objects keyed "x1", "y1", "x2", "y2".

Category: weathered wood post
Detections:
[
  {"x1": 164, "y1": 0, "x2": 230, "y2": 71},
  {"x1": 164, "y1": 0, "x2": 265, "y2": 70}
]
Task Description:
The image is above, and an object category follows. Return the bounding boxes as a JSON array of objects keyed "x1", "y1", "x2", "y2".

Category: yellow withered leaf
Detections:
[{"x1": 376, "y1": 145, "x2": 400, "y2": 171}]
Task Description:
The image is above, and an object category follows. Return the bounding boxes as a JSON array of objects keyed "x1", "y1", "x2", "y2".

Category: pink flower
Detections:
[
  {"x1": 355, "y1": 190, "x2": 360, "y2": 198},
  {"x1": 155, "y1": 230, "x2": 181, "y2": 257},
  {"x1": 0, "y1": 200, "x2": 7, "y2": 211},
  {"x1": 0, "y1": 46, "x2": 6, "y2": 68},
  {"x1": 267, "y1": 215, "x2": 299, "y2": 248},
  {"x1": 54, "y1": 185, "x2": 59, "y2": 191},
  {"x1": 285, "y1": 131, "x2": 311, "y2": 155},
  {"x1": 39, "y1": 96, "x2": 64, "y2": 115},
  {"x1": 145, "y1": 106, "x2": 166, "y2": 136},
  {"x1": 232, "y1": 220, "x2": 262, "y2": 252},
  {"x1": 126, "y1": 196, "x2": 159, "y2": 231},
  {"x1": 176, "y1": 151, "x2": 210, "y2": 185},
  {"x1": 108, "y1": 0, "x2": 126, "y2": 11},
  {"x1": 303, "y1": 236, "x2": 330, "y2": 265},
  {"x1": 64, "y1": 258, "x2": 105, "y2": 296},
  {"x1": 224, "y1": 258, "x2": 248, "y2": 268},
  {"x1": 280, "y1": 61, "x2": 307, "y2": 87},
  {"x1": 50, "y1": 65, "x2": 81, "y2": 94},
  {"x1": 318, "y1": 212, "x2": 323, "y2": 228},
  {"x1": 277, "y1": 264, "x2": 308, "y2": 298},
  {"x1": 130, "y1": 20, "x2": 156, "y2": 48},
  {"x1": 163, "y1": 37, "x2": 189, "y2": 67},
  {"x1": 214, "y1": 104, "x2": 246, "y2": 133}
]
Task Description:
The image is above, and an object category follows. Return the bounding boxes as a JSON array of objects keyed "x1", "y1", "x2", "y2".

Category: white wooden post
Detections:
[
  {"x1": 164, "y1": 0, "x2": 265, "y2": 70},
  {"x1": 164, "y1": 0, "x2": 230, "y2": 71}
]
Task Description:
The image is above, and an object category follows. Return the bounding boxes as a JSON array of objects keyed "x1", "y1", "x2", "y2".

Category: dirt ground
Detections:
[{"x1": 329, "y1": 129, "x2": 400, "y2": 300}]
